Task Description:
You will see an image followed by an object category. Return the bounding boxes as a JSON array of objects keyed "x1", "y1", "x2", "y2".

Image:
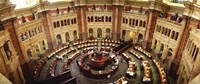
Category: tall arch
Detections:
[
  {"x1": 106, "y1": 28, "x2": 111, "y2": 39},
  {"x1": 138, "y1": 33, "x2": 143, "y2": 44},
  {"x1": 97, "y1": 28, "x2": 102, "y2": 38},
  {"x1": 56, "y1": 34, "x2": 62, "y2": 45},
  {"x1": 73, "y1": 30, "x2": 78, "y2": 40},
  {"x1": 89, "y1": 28, "x2": 94, "y2": 38},
  {"x1": 192, "y1": 45, "x2": 197, "y2": 58},
  {"x1": 65, "y1": 32, "x2": 70, "y2": 42}
]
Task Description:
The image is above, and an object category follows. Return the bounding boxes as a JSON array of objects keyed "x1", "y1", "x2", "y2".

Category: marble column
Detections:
[
  {"x1": 39, "y1": 10, "x2": 56, "y2": 50},
  {"x1": 77, "y1": 6, "x2": 87, "y2": 40},
  {"x1": 143, "y1": 9, "x2": 160, "y2": 51},
  {"x1": 112, "y1": 5, "x2": 123, "y2": 40},
  {"x1": 168, "y1": 16, "x2": 191, "y2": 76}
]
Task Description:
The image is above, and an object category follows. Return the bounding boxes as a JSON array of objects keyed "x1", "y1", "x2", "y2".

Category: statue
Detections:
[
  {"x1": 3, "y1": 41, "x2": 12, "y2": 60},
  {"x1": 22, "y1": 15, "x2": 26, "y2": 23}
]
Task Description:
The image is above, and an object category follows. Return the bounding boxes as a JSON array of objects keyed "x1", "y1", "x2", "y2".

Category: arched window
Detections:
[
  {"x1": 53, "y1": 22, "x2": 56, "y2": 28},
  {"x1": 125, "y1": 18, "x2": 128, "y2": 24},
  {"x1": 123, "y1": 17, "x2": 125, "y2": 23},
  {"x1": 106, "y1": 16, "x2": 108, "y2": 22},
  {"x1": 102, "y1": 16, "x2": 104, "y2": 22},
  {"x1": 109, "y1": 16, "x2": 111, "y2": 22},
  {"x1": 67, "y1": 19, "x2": 70, "y2": 25},
  {"x1": 171, "y1": 31, "x2": 175, "y2": 39},
  {"x1": 190, "y1": 43, "x2": 194, "y2": 55},
  {"x1": 91, "y1": 16, "x2": 94, "y2": 22},
  {"x1": 135, "y1": 20, "x2": 138, "y2": 26},
  {"x1": 57, "y1": 21, "x2": 60, "y2": 27},
  {"x1": 64, "y1": 20, "x2": 67, "y2": 26},
  {"x1": 71, "y1": 19, "x2": 74, "y2": 24},
  {"x1": 143, "y1": 21, "x2": 146, "y2": 27},
  {"x1": 74, "y1": 18, "x2": 76, "y2": 24},
  {"x1": 132, "y1": 19, "x2": 135, "y2": 26},
  {"x1": 175, "y1": 32, "x2": 179, "y2": 40},
  {"x1": 61, "y1": 20, "x2": 64, "y2": 26},
  {"x1": 164, "y1": 28, "x2": 168, "y2": 35},
  {"x1": 139, "y1": 20, "x2": 142, "y2": 27},
  {"x1": 162, "y1": 27, "x2": 165, "y2": 34},
  {"x1": 192, "y1": 45, "x2": 196, "y2": 58},
  {"x1": 167, "y1": 29, "x2": 171, "y2": 37},
  {"x1": 95, "y1": 16, "x2": 98, "y2": 22},
  {"x1": 88, "y1": 17, "x2": 91, "y2": 22},
  {"x1": 194, "y1": 48, "x2": 199, "y2": 61},
  {"x1": 129, "y1": 19, "x2": 132, "y2": 25}
]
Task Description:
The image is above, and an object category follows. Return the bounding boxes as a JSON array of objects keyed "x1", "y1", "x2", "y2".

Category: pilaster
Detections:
[
  {"x1": 39, "y1": 10, "x2": 56, "y2": 50},
  {"x1": 112, "y1": 5, "x2": 123, "y2": 40},
  {"x1": 76, "y1": 6, "x2": 87, "y2": 40},
  {"x1": 143, "y1": 9, "x2": 160, "y2": 51}
]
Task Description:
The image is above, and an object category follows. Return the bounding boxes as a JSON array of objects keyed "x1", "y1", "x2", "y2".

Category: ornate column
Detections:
[
  {"x1": 168, "y1": 16, "x2": 191, "y2": 76},
  {"x1": 112, "y1": 0, "x2": 123, "y2": 40},
  {"x1": 143, "y1": 0, "x2": 164, "y2": 51},
  {"x1": 75, "y1": 0, "x2": 87, "y2": 40},
  {"x1": 39, "y1": 10, "x2": 56, "y2": 50},
  {"x1": 143, "y1": 9, "x2": 160, "y2": 50}
]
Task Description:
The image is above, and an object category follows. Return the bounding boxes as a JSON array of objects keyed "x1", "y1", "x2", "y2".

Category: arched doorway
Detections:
[
  {"x1": 97, "y1": 28, "x2": 102, "y2": 38},
  {"x1": 106, "y1": 28, "x2": 110, "y2": 39},
  {"x1": 122, "y1": 30, "x2": 126, "y2": 41},
  {"x1": 65, "y1": 32, "x2": 70, "y2": 42},
  {"x1": 138, "y1": 33, "x2": 143, "y2": 44},
  {"x1": 89, "y1": 28, "x2": 94, "y2": 38},
  {"x1": 56, "y1": 34, "x2": 62, "y2": 45},
  {"x1": 73, "y1": 30, "x2": 78, "y2": 40}
]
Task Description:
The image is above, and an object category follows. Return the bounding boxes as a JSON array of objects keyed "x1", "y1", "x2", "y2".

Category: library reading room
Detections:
[{"x1": 0, "y1": 0, "x2": 200, "y2": 84}]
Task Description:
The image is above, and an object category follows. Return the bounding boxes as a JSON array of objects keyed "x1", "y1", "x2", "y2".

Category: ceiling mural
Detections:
[{"x1": 10, "y1": 0, "x2": 73, "y2": 9}]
